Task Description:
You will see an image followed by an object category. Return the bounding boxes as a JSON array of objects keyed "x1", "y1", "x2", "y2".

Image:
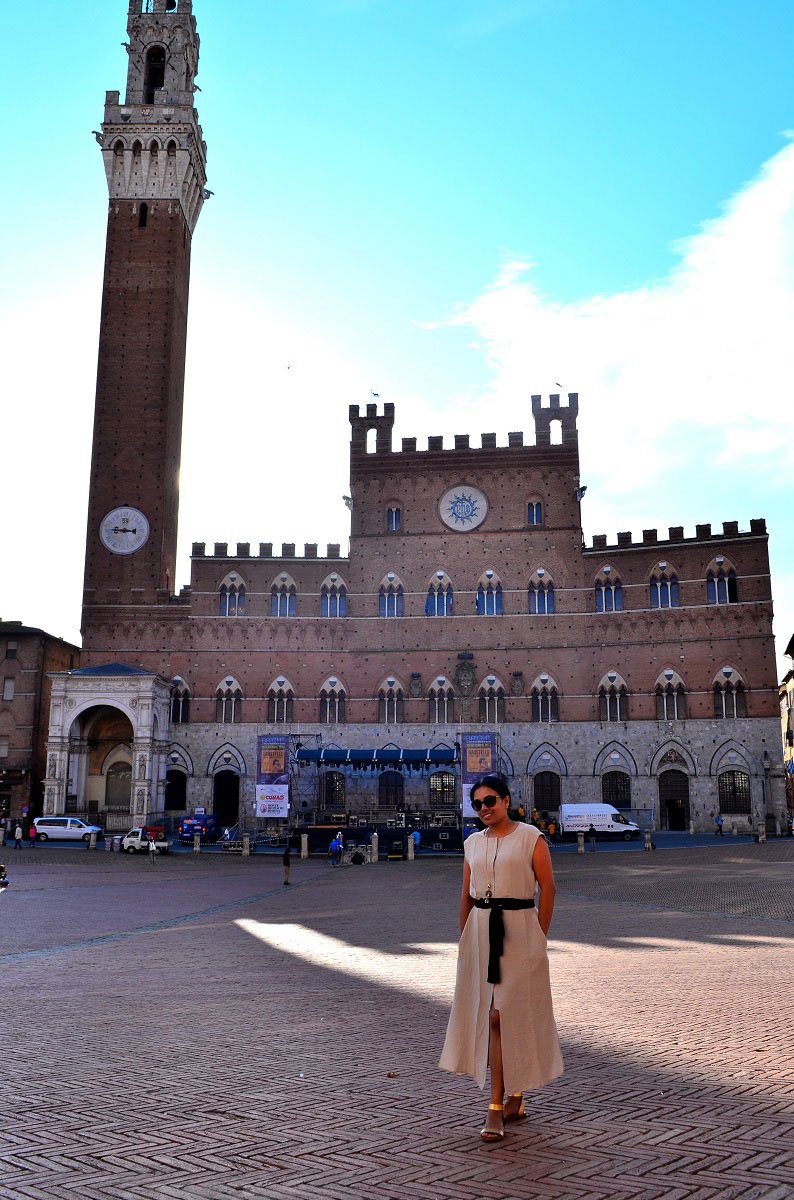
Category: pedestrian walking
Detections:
[
  {"x1": 14, "y1": 823, "x2": 23, "y2": 849},
  {"x1": 148, "y1": 832, "x2": 157, "y2": 862},
  {"x1": 282, "y1": 841, "x2": 291, "y2": 885},
  {"x1": 715, "y1": 813, "x2": 724, "y2": 837},
  {"x1": 439, "y1": 775, "x2": 563, "y2": 1142},
  {"x1": 28, "y1": 824, "x2": 37, "y2": 849},
  {"x1": 588, "y1": 823, "x2": 597, "y2": 852}
]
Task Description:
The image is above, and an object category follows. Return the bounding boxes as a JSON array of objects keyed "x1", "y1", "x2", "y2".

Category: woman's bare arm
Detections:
[
  {"x1": 460, "y1": 859, "x2": 474, "y2": 933},
  {"x1": 531, "y1": 836, "x2": 556, "y2": 936}
]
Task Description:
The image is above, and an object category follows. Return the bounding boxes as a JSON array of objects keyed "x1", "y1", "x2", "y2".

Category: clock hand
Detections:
[{"x1": 111, "y1": 526, "x2": 138, "y2": 534}]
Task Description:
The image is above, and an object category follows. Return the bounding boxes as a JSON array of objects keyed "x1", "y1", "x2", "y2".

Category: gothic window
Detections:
[
  {"x1": 528, "y1": 571, "x2": 555, "y2": 614},
  {"x1": 322, "y1": 771, "x2": 345, "y2": 810},
  {"x1": 595, "y1": 567, "x2": 623, "y2": 612},
  {"x1": 378, "y1": 682, "x2": 405, "y2": 723},
  {"x1": 387, "y1": 506, "x2": 402, "y2": 532},
  {"x1": 219, "y1": 578, "x2": 245, "y2": 616},
  {"x1": 167, "y1": 139, "x2": 177, "y2": 156},
  {"x1": 170, "y1": 683, "x2": 190, "y2": 724},
  {"x1": 599, "y1": 678, "x2": 628, "y2": 721},
  {"x1": 144, "y1": 46, "x2": 166, "y2": 104},
  {"x1": 655, "y1": 682, "x2": 687, "y2": 720},
  {"x1": 527, "y1": 500, "x2": 543, "y2": 526},
  {"x1": 267, "y1": 680, "x2": 294, "y2": 723},
  {"x1": 718, "y1": 770, "x2": 752, "y2": 815},
  {"x1": 429, "y1": 771, "x2": 456, "y2": 807},
  {"x1": 321, "y1": 577, "x2": 347, "y2": 617},
  {"x1": 426, "y1": 576, "x2": 453, "y2": 616},
  {"x1": 713, "y1": 681, "x2": 747, "y2": 719},
  {"x1": 707, "y1": 567, "x2": 738, "y2": 605},
  {"x1": 271, "y1": 580, "x2": 297, "y2": 617},
  {"x1": 602, "y1": 771, "x2": 632, "y2": 809},
  {"x1": 531, "y1": 683, "x2": 559, "y2": 723},
  {"x1": 319, "y1": 678, "x2": 346, "y2": 724},
  {"x1": 533, "y1": 771, "x2": 560, "y2": 810},
  {"x1": 428, "y1": 680, "x2": 455, "y2": 724},
  {"x1": 164, "y1": 770, "x2": 187, "y2": 811},
  {"x1": 478, "y1": 679, "x2": 505, "y2": 723},
  {"x1": 379, "y1": 580, "x2": 404, "y2": 617},
  {"x1": 215, "y1": 683, "x2": 242, "y2": 724},
  {"x1": 650, "y1": 568, "x2": 680, "y2": 608},
  {"x1": 476, "y1": 573, "x2": 503, "y2": 615},
  {"x1": 378, "y1": 770, "x2": 404, "y2": 809},
  {"x1": 113, "y1": 139, "x2": 124, "y2": 157}
]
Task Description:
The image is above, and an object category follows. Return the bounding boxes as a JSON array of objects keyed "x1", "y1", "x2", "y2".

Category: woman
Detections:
[{"x1": 439, "y1": 775, "x2": 563, "y2": 1141}]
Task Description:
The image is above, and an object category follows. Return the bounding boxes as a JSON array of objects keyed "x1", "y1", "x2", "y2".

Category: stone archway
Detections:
[
  {"x1": 658, "y1": 769, "x2": 690, "y2": 831},
  {"x1": 213, "y1": 770, "x2": 240, "y2": 828}
]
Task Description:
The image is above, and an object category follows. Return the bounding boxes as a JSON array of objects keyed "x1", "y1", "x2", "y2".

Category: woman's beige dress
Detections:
[{"x1": 439, "y1": 822, "x2": 563, "y2": 1093}]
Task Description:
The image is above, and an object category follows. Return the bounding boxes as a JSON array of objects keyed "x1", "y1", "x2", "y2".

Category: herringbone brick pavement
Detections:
[{"x1": 0, "y1": 845, "x2": 792, "y2": 1199}]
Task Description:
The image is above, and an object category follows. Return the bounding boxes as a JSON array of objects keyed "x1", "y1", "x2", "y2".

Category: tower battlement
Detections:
[{"x1": 531, "y1": 393, "x2": 578, "y2": 446}]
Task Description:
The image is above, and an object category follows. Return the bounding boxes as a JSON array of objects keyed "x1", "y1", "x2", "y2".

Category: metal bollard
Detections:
[
  {"x1": 644, "y1": 829, "x2": 654, "y2": 852},
  {"x1": 300, "y1": 833, "x2": 308, "y2": 859},
  {"x1": 757, "y1": 825, "x2": 766, "y2": 844},
  {"x1": 242, "y1": 834, "x2": 250, "y2": 856},
  {"x1": 732, "y1": 822, "x2": 738, "y2": 837},
  {"x1": 370, "y1": 831, "x2": 379, "y2": 863},
  {"x1": 577, "y1": 831, "x2": 585, "y2": 855},
  {"x1": 688, "y1": 820, "x2": 695, "y2": 835},
  {"x1": 89, "y1": 831, "x2": 98, "y2": 851},
  {"x1": 407, "y1": 835, "x2": 414, "y2": 861},
  {"x1": 193, "y1": 831, "x2": 201, "y2": 854}
]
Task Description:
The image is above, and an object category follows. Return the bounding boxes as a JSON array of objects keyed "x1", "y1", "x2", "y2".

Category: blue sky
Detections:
[{"x1": 1, "y1": 0, "x2": 792, "y2": 675}]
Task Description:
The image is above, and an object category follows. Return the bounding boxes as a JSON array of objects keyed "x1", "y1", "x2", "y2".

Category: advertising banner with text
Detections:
[
  {"x1": 255, "y1": 735, "x2": 290, "y2": 818},
  {"x1": 460, "y1": 732, "x2": 498, "y2": 818}
]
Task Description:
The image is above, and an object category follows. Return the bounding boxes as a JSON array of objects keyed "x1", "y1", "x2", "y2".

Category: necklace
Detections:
[{"x1": 484, "y1": 834, "x2": 502, "y2": 902}]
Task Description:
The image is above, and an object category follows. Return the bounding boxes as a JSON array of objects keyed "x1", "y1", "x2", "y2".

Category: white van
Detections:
[
  {"x1": 558, "y1": 804, "x2": 640, "y2": 840},
  {"x1": 33, "y1": 817, "x2": 104, "y2": 843}
]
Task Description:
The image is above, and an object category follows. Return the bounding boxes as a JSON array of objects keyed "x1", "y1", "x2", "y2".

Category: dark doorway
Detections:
[
  {"x1": 378, "y1": 770, "x2": 404, "y2": 809},
  {"x1": 658, "y1": 769, "x2": 690, "y2": 830},
  {"x1": 533, "y1": 771, "x2": 560, "y2": 812},
  {"x1": 165, "y1": 769, "x2": 187, "y2": 811},
  {"x1": 213, "y1": 770, "x2": 239, "y2": 827}
]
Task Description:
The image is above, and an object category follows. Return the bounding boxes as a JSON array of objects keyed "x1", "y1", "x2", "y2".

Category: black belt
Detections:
[{"x1": 473, "y1": 896, "x2": 535, "y2": 984}]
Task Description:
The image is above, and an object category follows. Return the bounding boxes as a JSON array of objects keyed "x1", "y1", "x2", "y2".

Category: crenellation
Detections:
[
  {"x1": 642, "y1": 529, "x2": 657, "y2": 543},
  {"x1": 454, "y1": 434, "x2": 470, "y2": 449},
  {"x1": 428, "y1": 436, "x2": 443, "y2": 451},
  {"x1": 587, "y1": 521, "x2": 770, "y2": 551},
  {"x1": 508, "y1": 431, "x2": 524, "y2": 448},
  {"x1": 236, "y1": 542, "x2": 250, "y2": 557},
  {"x1": 481, "y1": 433, "x2": 496, "y2": 448}
]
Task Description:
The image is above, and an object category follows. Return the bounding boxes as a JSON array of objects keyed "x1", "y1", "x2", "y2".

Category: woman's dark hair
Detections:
[{"x1": 471, "y1": 774, "x2": 511, "y2": 802}]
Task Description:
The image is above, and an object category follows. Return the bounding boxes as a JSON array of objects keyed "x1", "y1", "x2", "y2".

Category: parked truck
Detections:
[
  {"x1": 121, "y1": 826, "x2": 170, "y2": 854},
  {"x1": 558, "y1": 804, "x2": 641, "y2": 840}
]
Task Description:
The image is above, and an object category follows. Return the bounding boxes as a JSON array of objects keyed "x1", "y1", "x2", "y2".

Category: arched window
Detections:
[
  {"x1": 429, "y1": 771, "x2": 456, "y2": 807},
  {"x1": 215, "y1": 682, "x2": 242, "y2": 724},
  {"x1": 271, "y1": 577, "x2": 297, "y2": 617},
  {"x1": 476, "y1": 573, "x2": 503, "y2": 615},
  {"x1": 379, "y1": 578, "x2": 404, "y2": 617},
  {"x1": 319, "y1": 678, "x2": 346, "y2": 724},
  {"x1": 144, "y1": 45, "x2": 166, "y2": 104},
  {"x1": 528, "y1": 570, "x2": 555, "y2": 614},
  {"x1": 378, "y1": 681, "x2": 404, "y2": 723},
  {"x1": 321, "y1": 575, "x2": 347, "y2": 617},
  {"x1": 378, "y1": 770, "x2": 404, "y2": 809},
  {"x1": 595, "y1": 566, "x2": 623, "y2": 612},
  {"x1": 113, "y1": 138, "x2": 124, "y2": 156},
  {"x1": 267, "y1": 679, "x2": 294, "y2": 723},
  {"x1": 650, "y1": 567, "x2": 680, "y2": 608},
  {"x1": 164, "y1": 769, "x2": 187, "y2": 811},
  {"x1": 322, "y1": 771, "x2": 345, "y2": 810},
  {"x1": 426, "y1": 575, "x2": 453, "y2": 616},
  {"x1": 428, "y1": 679, "x2": 455, "y2": 724},
  {"x1": 531, "y1": 683, "x2": 559, "y2": 723},
  {"x1": 533, "y1": 771, "x2": 560, "y2": 811},
  {"x1": 598, "y1": 677, "x2": 628, "y2": 721},
  {"x1": 602, "y1": 771, "x2": 631, "y2": 809},
  {"x1": 718, "y1": 770, "x2": 751, "y2": 815},
  {"x1": 713, "y1": 681, "x2": 747, "y2": 719},
  {"x1": 478, "y1": 678, "x2": 505, "y2": 723},
  {"x1": 527, "y1": 500, "x2": 543, "y2": 526},
  {"x1": 707, "y1": 566, "x2": 738, "y2": 605},
  {"x1": 219, "y1": 576, "x2": 246, "y2": 616},
  {"x1": 170, "y1": 682, "x2": 190, "y2": 724},
  {"x1": 655, "y1": 678, "x2": 687, "y2": 720},
  {"x1": 387, "y1": 506, "x2": 402, "y2": 532}
]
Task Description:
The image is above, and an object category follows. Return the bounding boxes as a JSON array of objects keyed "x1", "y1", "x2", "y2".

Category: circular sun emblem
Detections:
[{"x1": 439, "y1": 485, "x2": 488, "y2": 531}]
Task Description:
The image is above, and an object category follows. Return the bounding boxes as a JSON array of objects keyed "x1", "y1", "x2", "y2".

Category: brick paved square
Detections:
[{"x1": 0, "y1": 845, "x2": 792, "y2": 1199}]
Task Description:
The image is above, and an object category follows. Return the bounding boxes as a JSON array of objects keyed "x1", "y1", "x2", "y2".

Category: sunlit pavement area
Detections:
[{"x1": 1, "y1": 844, "x2": 792, "y2": 1200}]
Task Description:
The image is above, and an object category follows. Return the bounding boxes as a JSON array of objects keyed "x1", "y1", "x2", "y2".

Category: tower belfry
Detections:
[{"x1": 82, "y1": 0, "x2": 207, "y2": 630}]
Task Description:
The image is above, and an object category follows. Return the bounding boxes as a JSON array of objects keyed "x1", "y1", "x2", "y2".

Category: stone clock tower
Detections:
[{"x1": 82, "y1": 0, "x2": 207, "y2": 622}]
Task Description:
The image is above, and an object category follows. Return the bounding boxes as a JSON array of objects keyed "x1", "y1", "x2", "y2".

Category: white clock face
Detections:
[
  {"x1": 99, "y1": 507, "x2": 150, "y2": 555},
  {"x1": 439, "y1": 485, "x2": 488, "y2": 531}
]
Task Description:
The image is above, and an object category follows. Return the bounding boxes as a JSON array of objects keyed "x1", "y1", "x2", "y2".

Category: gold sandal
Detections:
[
  {"x1": 504, "y1": 1093, "x2": 526, "y2": 1122},
  {"x1": 480, "y1": 1103, "x2": 504, "y2": 1142}
]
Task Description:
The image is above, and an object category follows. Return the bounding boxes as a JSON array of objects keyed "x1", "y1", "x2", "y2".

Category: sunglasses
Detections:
[{"x1": 471, "y1": 795, "x2": 500, "y2": 812}]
